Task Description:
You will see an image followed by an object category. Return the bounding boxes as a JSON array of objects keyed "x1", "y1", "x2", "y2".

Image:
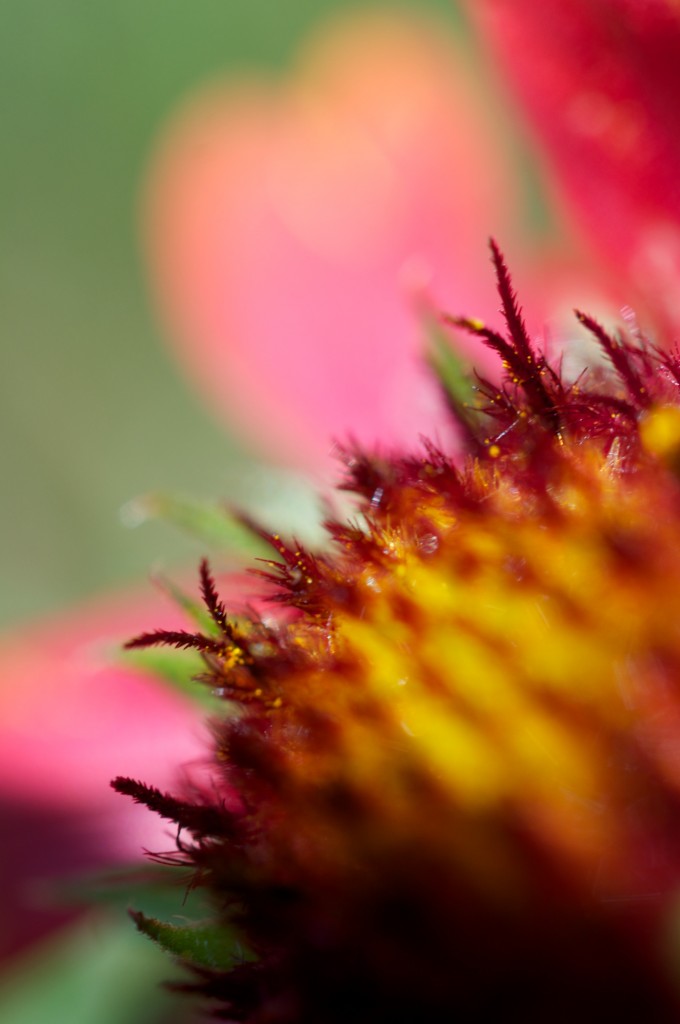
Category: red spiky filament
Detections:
[{"x1": 114, "y1": 243, "x2": 680, "y2": 1020}]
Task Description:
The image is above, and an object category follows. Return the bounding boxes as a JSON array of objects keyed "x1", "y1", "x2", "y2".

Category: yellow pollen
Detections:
[{"x1": 641, "y1": 404, "x2": 680, "y2": 460}]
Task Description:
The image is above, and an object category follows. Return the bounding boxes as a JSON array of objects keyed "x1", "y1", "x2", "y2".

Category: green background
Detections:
[{"x1": 0, "y1": 0, "x2": 466, "y2": 630}]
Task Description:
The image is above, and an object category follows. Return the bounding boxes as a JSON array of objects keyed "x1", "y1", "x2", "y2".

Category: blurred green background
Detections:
[{"x1": 0, "y1": 0, "x2": 465, "y2": 630}]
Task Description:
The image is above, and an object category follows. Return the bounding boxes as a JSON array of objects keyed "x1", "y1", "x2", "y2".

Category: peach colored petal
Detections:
[{"x1": 144, "y1": 8, "x2": 524, "y2": 473}]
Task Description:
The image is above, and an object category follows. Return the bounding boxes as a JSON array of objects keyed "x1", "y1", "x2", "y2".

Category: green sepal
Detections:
[
  {"x1": 425, "y1": 317, "x2": 479, "y2": 436},
  {"x1": 123, "y1": 492, "x2": 270, "y2": 558},
  {"x1": 118, "y1": 568, "x2": 249, "y2": 708},
  {"x1": 131, "y1": 911, "x2": 242, "y2": 971},
  {"x1": 57, "y1": 863, "x2": 210, "y2": 920},
  {"x1": 119, "y1": 644, "x2": 218, "y2": 708},
  {"x1": 149, "y1": 570, "x2": 216, "y2": 633}
]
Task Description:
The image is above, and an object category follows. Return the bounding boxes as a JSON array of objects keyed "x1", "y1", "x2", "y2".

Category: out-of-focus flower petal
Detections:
[
  {"x1": 0, "y1": 587, "x2": 207, "y2": 857},
  {"x1": 144, "y1": 8, "x2": 524, "y2": 472},
  {"x1": 467, "y1": 0, "x2": 680, "y2": 333},
  {"x1": 0, "y1": 587, "x2": 208, "y2": 962}
]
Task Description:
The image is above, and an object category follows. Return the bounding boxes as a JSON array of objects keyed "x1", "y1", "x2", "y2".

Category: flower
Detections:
[
  {"x1": 5, "y1": 0, "x2": 680, "y2": 1011},
  {"x1": 2, "y1": 8, "x2": 535, "y2": 962},
  {"x1": 5, "y1": 5, "x2": 523, "y2": 966},
  {"x1": 115, "y1": 247, "x2": 680, "y2": 1019},
  {"x1": 465, "y1": 0, "x2": 680, "y2": 335}
]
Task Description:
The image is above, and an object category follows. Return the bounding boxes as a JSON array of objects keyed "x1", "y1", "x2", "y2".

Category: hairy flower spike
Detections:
[
  {"x1": 198, "y1": 558, "x2": 231, "y2": 636},
  {"x1": 117, "y1": 247, "x2": 680, "y2": 1020}
]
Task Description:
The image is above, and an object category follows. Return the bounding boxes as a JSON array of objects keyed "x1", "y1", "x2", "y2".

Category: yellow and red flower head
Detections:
[{"x1": 115, "y1": 246, "x2": 680, "y2": 1020}]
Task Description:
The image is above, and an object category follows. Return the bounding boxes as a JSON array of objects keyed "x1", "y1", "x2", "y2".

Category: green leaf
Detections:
[
  {"x1": 122, "y1": 491, "x2": 270, "y2": 558},
  {"x1": 131, "y1": 911, "x2": 244, "y2": 971}
]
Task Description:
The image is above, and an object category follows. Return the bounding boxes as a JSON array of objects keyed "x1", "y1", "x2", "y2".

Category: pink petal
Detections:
[
  {"x1": 467, "y1": 0, "x2": 680, "y2": 335},
  {"x1": 143, "y1": 9, "x2": 524, "y2": 472},
  {"x1": 0, "y1": 585, "x2": 213, "y2": 961},
  {"x1": 0, "y1": 585, "x2": 206, "y2": 859}
]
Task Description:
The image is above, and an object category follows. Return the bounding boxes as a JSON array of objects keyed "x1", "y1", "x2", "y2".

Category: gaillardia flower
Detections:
[{"x1": 114, "y1": 245, "x2": 680, "y2": 1020}]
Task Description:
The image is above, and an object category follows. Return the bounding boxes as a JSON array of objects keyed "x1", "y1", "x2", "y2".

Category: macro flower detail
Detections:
[{"x1": 114, "y1": 246, "x2": 680, "y2": 1020}]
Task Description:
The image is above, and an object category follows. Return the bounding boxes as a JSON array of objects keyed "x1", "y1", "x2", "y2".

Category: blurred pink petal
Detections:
[
  {"x1": 0, "y1": 566, "x2": 273, "y2": 964},
  {"x1": 0, "y1": 584, "x2": 210, "y2": 960},
  {"x1": 144, "y1": 8, "x2": 525, "y2": 472},
  {"x1": 0, "y1": 585, "x2": 207, "y2": 856},
  {"x1": 467, "y1": 0, "x2": 680, "y2": 334}
]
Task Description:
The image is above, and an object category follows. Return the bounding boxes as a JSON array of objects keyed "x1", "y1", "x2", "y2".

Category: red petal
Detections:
[{"x1": 468, "y1": 0, "x2": 680, "y2": 335}]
